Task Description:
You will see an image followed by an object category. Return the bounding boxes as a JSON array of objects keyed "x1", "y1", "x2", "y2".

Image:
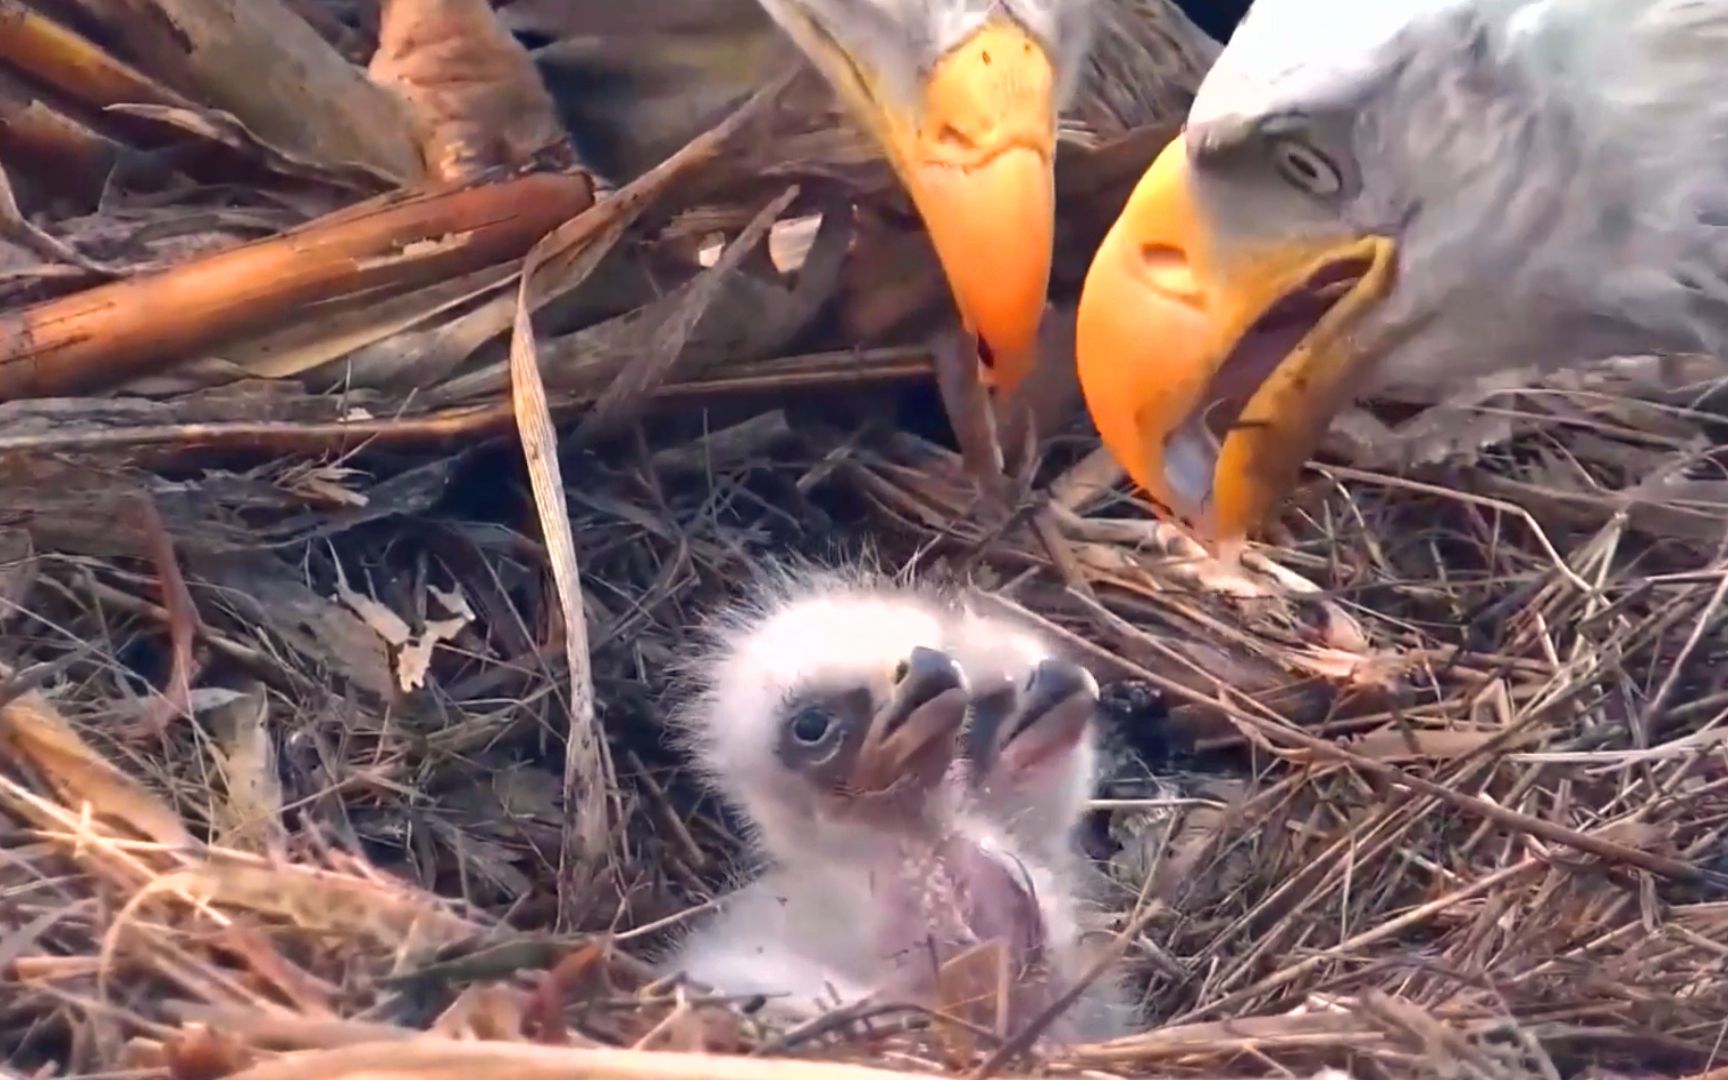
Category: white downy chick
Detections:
[
  {"x1": 658, "y1": 572, "x2": 1127, "y2": 1043},
  {"x1": 945, "y1": 601, "x2": 1101, "y2": 866},
  {"x1": 941, "y1": 600, "x2": 1135, "y2": 1042},
  {"x1": 659, "y1": 576, "x2": 976, "y2": 1016}
]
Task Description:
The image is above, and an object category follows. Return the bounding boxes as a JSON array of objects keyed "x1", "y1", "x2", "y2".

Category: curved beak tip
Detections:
[
  {"x1": 911, "y1": 147, "x2": 1054, "y2": 391},
  {"x1": 853, "y1": 649, "x2": 970, "y2": 794},
  {"x1": 1076, "y1": 137, "x2": 1398, "y2": 554},
  {"x1": 868, "y1": 18, "x2": 1059, "y2": 396}
]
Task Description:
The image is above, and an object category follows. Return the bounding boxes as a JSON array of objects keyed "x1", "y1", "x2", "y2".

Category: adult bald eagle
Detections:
[
  {"x1": 748, "y1": 1, "x2": 1088, "y2": 392},
  {"x1": 735, "y1": 0, "x2": 1217, "y2": 397},
  {"x1": 515, "y1": 0, "x2": 1215, "y2": 474},
  {"x1": 1075, "y1": 0, "x2": 1728, "y2": 552}
]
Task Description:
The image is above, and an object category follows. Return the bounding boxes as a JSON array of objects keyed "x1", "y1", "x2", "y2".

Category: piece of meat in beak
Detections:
[{"x1": 782, "y1": 646, "x2": 971, "y2": 827}]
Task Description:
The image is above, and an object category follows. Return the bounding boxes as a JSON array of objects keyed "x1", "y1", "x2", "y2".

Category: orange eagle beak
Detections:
[
  {"x1": 1075, "y1": 135, "x2": 1398, "y2": 554},
  {"x1": 772, "y1": 13, "x2": 1059, "y2": 394}
]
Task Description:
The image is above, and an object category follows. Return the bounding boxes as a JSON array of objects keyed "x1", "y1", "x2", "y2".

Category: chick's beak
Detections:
[
  {"x1": 810, "y1": 18, "x2": 1056, "y2": 394},
  {"x1": 848, "y1": 646, "x2": 970, "y2": 799},
  {"x1": 965, "y1": 659, "x2": 1097, "y2": 785},
  {"x1": 1075, "y1": 136, "x2": 1398, "y2": 553}
]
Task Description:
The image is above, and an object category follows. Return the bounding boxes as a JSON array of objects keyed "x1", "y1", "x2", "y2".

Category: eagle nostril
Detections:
[
  {"x1": 1133, "y1": 242, "x2": 1207, "y2": 308},
  {"x1": 936, "y1": 123, "x2": 976, "y2": 151}
]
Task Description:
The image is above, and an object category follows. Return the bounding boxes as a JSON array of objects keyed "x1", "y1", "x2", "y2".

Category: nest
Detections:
[{"x1": 2, "y1": 2, "x2": 1727, "y2": 1079}]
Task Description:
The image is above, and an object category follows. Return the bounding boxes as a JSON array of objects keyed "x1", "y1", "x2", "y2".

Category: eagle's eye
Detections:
[{"x1": 1269, "y1": 135, "x2": 1342, "y2": 198}]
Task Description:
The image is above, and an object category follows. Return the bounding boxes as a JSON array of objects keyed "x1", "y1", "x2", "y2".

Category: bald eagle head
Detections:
[
  {"x1": 1076, "y1": 0, "x2": 1728, "y2": 551},
  {"x1": 754, "y1": 0, "x2": 1100, "y2": 390}
]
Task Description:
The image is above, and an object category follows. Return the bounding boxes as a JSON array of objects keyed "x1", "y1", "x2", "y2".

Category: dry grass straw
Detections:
[{"x1": 0, "y1": 2, "x2": 1727, "y2": 1079}]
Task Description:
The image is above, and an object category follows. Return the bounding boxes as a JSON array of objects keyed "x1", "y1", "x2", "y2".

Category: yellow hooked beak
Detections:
[
  {"x1": 1076, "y1": 136, "x2": 1398, "y2": 554},
  {"x1": 794, "y1": 16, "x2": 1057, "y2": 394}
]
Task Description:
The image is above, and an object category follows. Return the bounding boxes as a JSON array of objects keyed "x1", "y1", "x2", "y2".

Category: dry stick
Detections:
[
  {"x1": 1175, "y1": 857, "x2": 1544, "y2": 1024},
  {"x1": 932, "y1": 325, "x2": 1009, "y2": 508},
  {"x1": 1234, "y1": 707, "x2": 1722, "y2": 885},
  {"x1": 1637, "y1": 563, "x2": 1728, "y2": 734},
  {"x1": 1037, "y1": 579, "x2": 1715, "y2": 883},
  {"x1": 1323, "y1": 464, "x2": 1596, "y2": 595},
  {"x1": 1203, "y1": 761, "x2": 1487, "y2": 1002},
  {"x1": 1062, "y1": 572, "x2": 1722, "y2": 887},
  {"x1": 1024, "y1": 586, "x2": 1727, "y2": 997},
  {"x1": 511, "y1": 71, "x2": 799, "y2": 927},
  {"x1": 0, "y1": 0, "x2": 193, "y2": 113},
  {"x1": 0, "y1": 652, "x2": 86, "y2": 713},
  {"x1": 223, "y1": 1036, "x2": 976, "y2": 1080},
  {"x1": 134, "y1": 494, "x2": 203, "y2": 736},
  {"x1": 0, "y1": 172, "x2": 591, "y2": 398},
  {"x1": 66, "y1": 576, "x2": 280, "y2": 684},
  {"x1": 573, "y1": 184, "x2": 801, "y2": 445},
  {"x1": 0, "y1": 352, "x2": 934, "y2": 458},
  {"x1": 1029, "y1": 504, "x2": 1097, "y2": 605}
]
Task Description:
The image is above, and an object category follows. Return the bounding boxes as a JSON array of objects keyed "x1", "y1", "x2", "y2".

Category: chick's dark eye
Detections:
[{"x1": 789, "y1": 706, "x2": 833, "y2": 745}]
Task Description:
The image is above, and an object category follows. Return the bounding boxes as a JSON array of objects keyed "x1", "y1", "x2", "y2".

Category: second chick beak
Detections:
[
  {"x1": 965, "y1": 658, "x2": 1098, "y2": 786},
  {"x1": 847, "y1": 646, "x2": 971, "y2": 802},
  {"x1": 1075, "y1": 135, "x2": 1397, "y2": 554},
  {"x1": 794, "y1": 16, "x2": 1058, "y2": 394}
]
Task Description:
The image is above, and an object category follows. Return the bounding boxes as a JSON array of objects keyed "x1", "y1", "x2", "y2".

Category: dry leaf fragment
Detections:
[
  {"x1": 0, "y1": 673, "x2": 192, "y2": 847},
  {"x1": 101, "y1": 0, "x2": 423, "y2": 183},
  {"x1": 934, "y1": 938, "x2": 1011, "y2": 1059},
  {"x1": 332, "y1": 560, "x2": 412, "y2": 648},
  {"x1": 208, "y1": 682, "x2": 287, "y2": 854},
  {"x1": 395, "y1": 613, "x2": 471, "y2": 692},
  {"x1": 333, "y1": 564, "x2": 476, "y2": 691},
  {"x1": 392, "y1": 584, "x2": 473, "y2": 687}
]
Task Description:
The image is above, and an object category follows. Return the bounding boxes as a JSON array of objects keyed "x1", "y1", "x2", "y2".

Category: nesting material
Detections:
[{"x1": 0, "y1": 2, "x2": 1725, "y2": 1079}]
